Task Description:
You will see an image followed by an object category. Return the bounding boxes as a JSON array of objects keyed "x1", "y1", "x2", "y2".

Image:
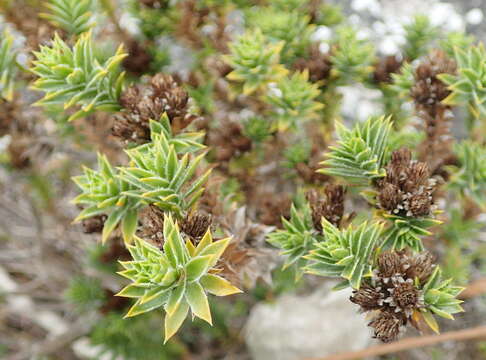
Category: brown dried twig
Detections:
[{"x1": 305, "y1": 325, "x2": 486, "y2": 360}]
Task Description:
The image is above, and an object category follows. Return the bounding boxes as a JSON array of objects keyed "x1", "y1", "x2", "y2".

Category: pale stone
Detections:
[{"x1": 245, "y1": 283, "x2": 372, "y2": 360}]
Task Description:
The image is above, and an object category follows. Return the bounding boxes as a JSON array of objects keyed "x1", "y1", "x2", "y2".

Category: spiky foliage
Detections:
[
  {"x1": 73, "y1": 116, "x2": 205, "y2": 242},
  {"x1": 65, "y1": 276, "x2": 106, "y2": 312},
  {"x1": 116, "y1": 215, "x2": 241, "y2": 342},
  {"x1": 31, "y1": 32, "x2": 126, "y2": 121},
  {"x1": 422, "y1": 267, "x2": 464, "y2": 320},
  {"x1": 0, "y1": 30, "x2": 18, "y2": 101},
  {"x1": 403, "y1": 15, "x2": 438, "y2": 61},
  {"x1": 330, "y1": 26, "x2": 375, "y2": 84},
  {"x1": 440, "y1": 32, "x2": 475, "y2": 57},
  {"x1": 439, "y1": 44, "x2": 486, "y2": 119},
  {"x1": 305, "y1": 218, "x2": 383, "y2": 289},
  {"x1": 267, "y1": 204, "x2": 317, "y2": 269},
  {"x1": 118, "y1": 121, "x2": 209, "y2": 218},
  {"x1": 224, "y1": 29, "x2": 288, "y2": 95},
  {"x1": 246, "y1": 8, "x2": 314, "y2": 63},
  {"x1": 41, "y1": 0, "x2": 94, "y2": 35},
  {"x1": 271, "y1": 0, "x2": 308, "y2": 11},
  {"x1": 90, "y1": 313, "x2": 183, "y2": 360},
  {"x1": 448, "y1": 141, "x2": 486, "y2": 208},
  {"x1": 73, "y1": 154, "x2": 140, "y2": 243},
  {"x1": 319, "y1": 116, "x2": 392, "y2": 186},
  {"x1": 389, "y1": 62, "x2": 415, "y2": 98},
  {"x1": 381, "y1": 213, "x2": 441, "y2": 252},
  {"x1": 265, "y1": 71, "x2": 323, "y2": 131}
]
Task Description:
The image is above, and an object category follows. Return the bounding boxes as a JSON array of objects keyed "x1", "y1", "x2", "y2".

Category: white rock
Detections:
[{"x1": 245, "y1": 283, "x2": 371, "y2": 360}]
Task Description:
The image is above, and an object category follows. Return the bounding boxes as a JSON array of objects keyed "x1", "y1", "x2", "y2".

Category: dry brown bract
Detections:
[
  {"x1": 293, "y1": 44, "x2": 332, "y2": 83},
  {"x1": 373, "y1": 55, "x2": 403, "y2": 84},
  {"x1": 306, "y1": 184, "x2": 345, "y2": 230},
  {"x1": 350, "y1": 250, "x2": 435, "y2": 342},
  {"x1": 378, "y1": 148, "x2": 436, "y2": 218},
  {"x1": 113, "y1": 74, "x2": 200, "y2": 144}
]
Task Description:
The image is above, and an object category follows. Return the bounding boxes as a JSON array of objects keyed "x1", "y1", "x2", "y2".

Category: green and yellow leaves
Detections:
[
  {"x1": 381, "y1": 213, "x2": 442, "y2": 252},
  {"x1": 31, "y1": 32, "x2": 126, "y2": 121},
  {"x1": 319, "y1": 115, "x2": 392, "y2": 186},
  {"x1": 422, "y1": 267, "x2": 464, "y2": 322},
  {"x1": 330, "y1": 25, "x2": 375, "y2": 84},
  {"x1": 305, "y1": 218, "x2": 383, "y2": 289},
  {"x1": 267, "y1": 204, "x2": 317, "y2": 270},
  {"x1": 265, "y1": 71, "x2": 323, "y2": 131},
  {"x1": 438, "y1": 43, "x2": 486, "y2": 121},
  {"x1": 119, "y1": 126, "x2": 210, "y2": 218},
  {"x1": 116, "y1": 214, "x2": 241, "y2": 343},
  {"x1": 72, "y1": 113, "x2": 207, "y2": 244},
  {"x1": 41, "y1": 0, "x2": 94, "y2": 35},
  {"x1": 448, "y1": 141, "x2": 486, "y2": 208},
  {"x1": 224, "y1": 29, "x2": 288, "y2": 95},
  {"x1": 0, "y1": 29, "x2": 18, "y2": 101},
  {"x1": 72, "y1": 154, "x2": 140, "y2": 243}
]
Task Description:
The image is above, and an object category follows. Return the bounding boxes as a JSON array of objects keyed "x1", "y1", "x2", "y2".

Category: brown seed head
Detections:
[{"x1": 369, "y1": 311, "x2": 402, "y2": 343}]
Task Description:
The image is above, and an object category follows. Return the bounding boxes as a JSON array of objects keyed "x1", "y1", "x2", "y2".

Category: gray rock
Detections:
[{"x1": 245, "y1": 283, "x2": 372, "y2": 360}]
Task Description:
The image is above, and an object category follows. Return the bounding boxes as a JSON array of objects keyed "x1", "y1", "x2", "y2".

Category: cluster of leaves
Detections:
[
  {"x1": 0, "y1": 29, "x2": 18, "y2": 101},
  {"x1": 41, "y1": 0, "x2": 94, "y2": 35},
  {"x1": 403, "y1": 15, "x2": 438, "y2": 61},
  {"x1": 448, "y1": 141, "x2": 486, "y2": 208},
  {"x1": 319, "y1": 116, "x2": 391, "y2": 186},
  {"x1": 245, "y1": 6, "x2": 314, "y2": 63},
  {"x1": 267, "y1": 204, "x2": 316, "y2": 270},
  {"x1": 330, "y1": 26, "x2": 375, "y2": 84},
  {"x1": 306, "y1": 219, "x2": 383, "y2": 289},
  {"x1": 116, "y1": 215, "x2": 241, "y2": 342},
  {"x1": 73, "y1": 115, "x2": 207, "y2": 242},
  {"x1": 265, "y1": 71, "x2": 323, "y2": 131},
  {"x1": 31, "y1": 32, "x2": 126, "y2": 121},
  {"x1": 224, "y1": 29, "x2": 287, "y2": 95},
  {"x1": 439, "y1": 44, "x2": 486, "y2": 120}
]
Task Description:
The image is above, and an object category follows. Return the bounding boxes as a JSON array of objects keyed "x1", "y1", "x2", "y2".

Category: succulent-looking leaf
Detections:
[
  {"x1": 381, "y1": 213, "x2": 442, "y2": 252},
  {"x1": 116, "y1": 215, "x2": 241, "y2": 342},
  {"x1": 422, "y1": 267, "x2": 464, "y2": 321}
]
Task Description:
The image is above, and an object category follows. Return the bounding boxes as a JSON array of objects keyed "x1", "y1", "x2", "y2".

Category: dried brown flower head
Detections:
[
  {"x1": 378, "y1": 148, "x2": 436, "y2": 217},
  {"x1": 122, "y1": 40, "x2": 153, "y2": 75},
  {"x1": 113, "y1": 74, "x2": 200, "y2": 144},
  {"x1": 7, "y1": 135, "x2": 31, "y2": 169},
  {"x1": 208, "y1": 120, "x2": 252, "y2": 163},
  {"x1": 181, "y1": 211, "x2": 212, "y2": 240},
  {"x1": 306, "y1": 184, "x2": 345, "y2": 230},
  {"x1": 411, "y1": 50, "x2": 456, "y2": 109},
  {"x1": 373, "y1": 55, "x2": 403, "y2": 84},
  {"x1": 368, "y1": 310, "x2": 402, "y2": 343},
  {"x1": 351, "y1": 250, "x2": 435, "y2": 342},
  {"x1": 293, "y1": 43, "x2": 332, "y2": 83},
  {"x1": 82, "y1": 214, "x2": 107, "y2": 234},
  {"x1": 138, "y1": 205, "x2": 165, "y2": 247}
]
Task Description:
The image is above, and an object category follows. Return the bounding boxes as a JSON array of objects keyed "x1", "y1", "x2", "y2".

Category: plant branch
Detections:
[{"x1": 305, "y1": 325, "x2": 486, "y2": 360}]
